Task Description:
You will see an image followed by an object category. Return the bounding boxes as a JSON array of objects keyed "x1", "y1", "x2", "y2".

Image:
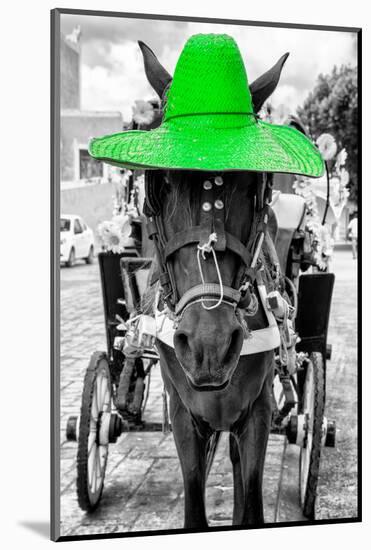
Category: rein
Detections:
[{"x1": 144, "y1": 171, "x2": 275, "y2": 323}]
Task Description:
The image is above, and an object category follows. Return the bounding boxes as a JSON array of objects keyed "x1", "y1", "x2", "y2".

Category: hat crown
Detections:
[
  {"x1": 164, "y1": 34, "x2": 254, "y2": 121},
  {"x1": 89, "y1": 33, "x2": 324, "y2": 177}
]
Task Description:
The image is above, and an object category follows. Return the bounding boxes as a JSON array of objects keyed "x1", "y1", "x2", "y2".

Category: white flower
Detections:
[
  {"x1": 132, "y1": 100, "x2": 155, "y2": 126},
  {"x1": 112, "y1": 213, "x2": 132, "y2": 239},
  {"x1": 132, "y1": 174, "x2": 146, "y2": 214},
  {"x1": 96, "y1": 168, "x2": 145, "y2": 253},
  {"x1": 97, "y1": 221, "x2": 127, "y2": 253},
  {"x1": 306, "y1": 221, "x2": 333, "y2": 270},
  {"x1": 105, "y1": 227, "x2": 123, "y2": 254},
  {"x1": 316, "y1": 133, "x2": 337, "y2": 161},
  {"x1": 339, "y1": 168, "x2": 350, "y2": 187},
  {"x1": 121, "y1": 169, "x2": 132, "y2": 186},
  {"x1": 336, "y1": 148, "x2": 348, "y2": 169},
  {"x1": 97, "y1": 220, "x2": 114, "y2": 238},
  {"x1": 293, "y1": 176, "x2": 319, "y2": 219}
]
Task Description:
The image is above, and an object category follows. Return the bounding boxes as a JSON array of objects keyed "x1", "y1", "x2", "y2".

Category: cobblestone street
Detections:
[{"x1": 59, "y1": 249, "x2": 358, "y2": 537}]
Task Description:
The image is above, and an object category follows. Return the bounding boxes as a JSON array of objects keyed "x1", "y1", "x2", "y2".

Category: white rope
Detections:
[
  {"x1": 197, "y1": 232, "x2": 218, "y2": 259},
  {"x1": 197, "y1": 233, "x2": 224, "y2": 310},
  {"x1": 251, "y1": 232, "x2": 265, "y2": 269}
]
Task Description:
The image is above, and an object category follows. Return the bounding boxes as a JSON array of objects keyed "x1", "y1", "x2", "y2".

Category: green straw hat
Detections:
[{"x1": 89, "y1": 33, "x2": 324, "y2": 177}]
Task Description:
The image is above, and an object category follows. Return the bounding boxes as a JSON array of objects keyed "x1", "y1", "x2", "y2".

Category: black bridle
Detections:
[{"x1": 143, "y1": 171, "x2": 275, "y2": 317}]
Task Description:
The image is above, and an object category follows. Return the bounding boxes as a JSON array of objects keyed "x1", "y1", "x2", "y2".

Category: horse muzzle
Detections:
[{"x1": 173, "y1": 302, "x2": 244, "y2": 391}]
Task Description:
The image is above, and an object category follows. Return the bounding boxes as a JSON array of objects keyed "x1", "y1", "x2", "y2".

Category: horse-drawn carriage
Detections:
[
  {"x1": 66, "y1": 33, "x2": 337, "y2": 526},
  {"x1": 66, "y1": 188, "x2": 336, "y2": 520}
]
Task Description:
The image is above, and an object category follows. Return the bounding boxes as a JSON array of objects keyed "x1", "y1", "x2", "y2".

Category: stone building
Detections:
[
  {"x1": 61, "y1": 29, "x2": 80, "y2": 110},
  {"x1": 60, "y1": 28, "x2": 124, "y2": 236},
  {"x1": 60, "y1": 29, "x2": 123, "y2": 188}
]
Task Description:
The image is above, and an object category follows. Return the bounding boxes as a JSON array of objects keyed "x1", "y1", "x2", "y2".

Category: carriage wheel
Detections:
[
  {"x1": 76, "y1": 351, "x2": 112, "y2": 512},
  {"x1": 299, "y1": 352, "x2": 325, "y2": 519}
]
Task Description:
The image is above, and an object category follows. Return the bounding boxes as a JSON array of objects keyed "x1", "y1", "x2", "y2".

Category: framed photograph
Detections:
[{"x1": 51, "y1": 8, "x2": 361, "y2": 542}]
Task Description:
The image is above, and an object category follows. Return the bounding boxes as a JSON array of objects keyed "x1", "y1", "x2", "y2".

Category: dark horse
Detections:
[{"x1": 139, "y1": 42, "x2": 288, "y2": 528}]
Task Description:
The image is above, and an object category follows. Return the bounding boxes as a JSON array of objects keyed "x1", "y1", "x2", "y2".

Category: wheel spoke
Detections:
[
  {"x1": 96, "y1": 448, "x2": 102, "y2": 478},
  {"x1": 99, "y1": 375, "x2": 108, "y2": 411},
  {"x1": 102, "y1": 385, "x2": 111, "y2": 413},
  {"x1": 88, "y1": 444, "x2": 96, "y2": 488},
  {"x1": 88, "y1": 434, "x2": 96, "y2": 456},
  {"x1": 92, "y1": 450, "x2": 100, "y2": 494},
  {"x1": 95, "y1": 374, "x2": 103, "y2": 411},
  {"x1": 99, "y1": 444, "x2": 107, "y2": 465},
  {"x1": 91, "y1": 390, "x2": 99, "y2": 421},
  {"x1": 93, "y1": 450, "x2": 102, "y2": 493},
  {"x1": 99, "y1": 445, "x2": 107, "y2": 463}
]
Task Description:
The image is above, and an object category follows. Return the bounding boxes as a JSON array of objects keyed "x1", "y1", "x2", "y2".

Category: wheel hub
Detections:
[{"x1": 286, "y1": 413, "x2": 336, "y2": 448}]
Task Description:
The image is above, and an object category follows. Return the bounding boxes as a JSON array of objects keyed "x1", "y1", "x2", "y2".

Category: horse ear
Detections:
[
  {"x1": 250, "y1": 53, "x2": 289, "y2": 113},
  {"x1": 138, "y1": 41, "x2": 172, "y2": 99},
  {"x1": 286, "y1": 114, "x2": 310, "y2": 136}
]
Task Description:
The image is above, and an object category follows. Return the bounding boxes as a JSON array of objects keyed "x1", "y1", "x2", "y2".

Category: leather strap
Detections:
[
  {"x1": 175, "y1": 283, "x2": 241, "y2": 316},
  {"x1": 213, "y1": 183, "x2": 226, "y2": 251},
  {"x1": 199, "y1": 179, "x2": 214, "y2": 243},
  {"x1": 164, "y1": 227, "x2": 252, "y2": 265},
  {"x1": 144, "y1": 172, "x2": 162, "y2": 216},
  {"x1": 144, "y1": 171, "x2": 274, "y2": 313},
  {"x1": 144, "y1": 172, "x2": 179, "y2": 307}
]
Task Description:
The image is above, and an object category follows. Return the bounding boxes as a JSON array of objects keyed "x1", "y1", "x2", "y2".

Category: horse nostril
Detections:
[
  {"x1": 174, "y1": 331, "x2": 191, "y2": 358},
  {"x1": 175, "y1": 331, "x2": 188, "y2": 349},
  {"x1": 174, "y1": 330, "x2": 202, "y2": 364}
]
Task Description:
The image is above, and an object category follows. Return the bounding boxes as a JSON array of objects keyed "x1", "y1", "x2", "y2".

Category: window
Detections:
[
  {"x1": 74, "y1": 218, "x2": 83, "y2": 234},
  {"x1": 60, "y1": 218, "x2": 71, "y2": 232},
  {"x1": 79, "y1": 149, "x2": 103, "y2": 179}
]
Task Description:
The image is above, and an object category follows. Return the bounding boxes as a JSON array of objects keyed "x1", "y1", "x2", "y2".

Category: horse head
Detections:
[
  {"x1": 148, "y1": 170, "x2": 260, "y2": 390},
  {"x1": 139, "y1": 41, "x2": 288, "y2": 391}
]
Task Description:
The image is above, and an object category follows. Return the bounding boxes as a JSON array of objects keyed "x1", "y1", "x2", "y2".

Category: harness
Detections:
[
  {"x1": 143, "y1": 171, "x2": 278, "y2": 321},
  {"x1": 155, "y1": 283, "x2": 281, "y2": 355}
]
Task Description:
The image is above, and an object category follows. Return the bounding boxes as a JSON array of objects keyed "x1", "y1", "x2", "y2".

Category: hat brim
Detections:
[{"x1": 89, "y1": 118, "x2": 324, "y2": 177}]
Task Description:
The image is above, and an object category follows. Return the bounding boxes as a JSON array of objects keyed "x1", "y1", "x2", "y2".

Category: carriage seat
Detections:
[{"x1": 270, "y1": 192, "x2": 306, "y2": 275}]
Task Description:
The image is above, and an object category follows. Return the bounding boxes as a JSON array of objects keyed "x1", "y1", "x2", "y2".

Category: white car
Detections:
[{"x1": 60, "y1": 214, "x2": 95, "y2": 266}]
